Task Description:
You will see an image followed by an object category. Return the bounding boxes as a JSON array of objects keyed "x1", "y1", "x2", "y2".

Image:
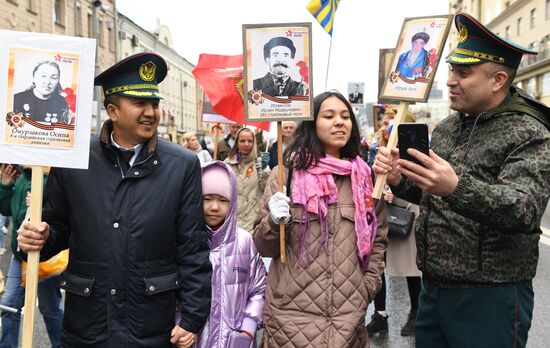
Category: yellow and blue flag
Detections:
[{"x1": 306, "y1": 0, "x2": 341, "y2": 36}]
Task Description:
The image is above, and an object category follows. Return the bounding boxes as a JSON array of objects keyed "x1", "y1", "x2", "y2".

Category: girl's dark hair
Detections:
[{"x1": 283, "y1": 91, "x2": 361, "y2": 170}]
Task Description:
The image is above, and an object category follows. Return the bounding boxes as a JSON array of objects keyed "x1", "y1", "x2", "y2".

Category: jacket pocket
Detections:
[
  {"x1": 61, "y1": 271, "x2": 95, "y2": 297},
  {"x1": 290, "y1": 206, "x2": 319, "y2": 223},
  {"x1": 133, "y1": 271, "x2": 178, "y2": 339},
  {"x1": 61, "y1": 272, "x2": 104, "y2": 338},
  {"x1": 339, "y1": 205, "x2": 355, "y2": 222},
  {"x1": 143, "y1": 271, "x2": 179, "y2": 295},
  {"x1": 227, "y1": 330, "x2": 254, "y2": 348}
]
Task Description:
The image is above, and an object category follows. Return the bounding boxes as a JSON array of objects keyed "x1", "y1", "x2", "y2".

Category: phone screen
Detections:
[{"x1": 397, "y1": 123, "x2": 429, "y2": 166}]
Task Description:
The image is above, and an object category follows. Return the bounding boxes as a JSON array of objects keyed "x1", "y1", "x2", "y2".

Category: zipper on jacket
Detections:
[
  {"x1": 422, "y1": 117, "x2": 466, "y2": 273},
  {"x1": 109, "y1": 148, "x2": 154, "y2": 179},
  {"x1": 108, "y1": 147, "x2": 126, "y2": 178}
]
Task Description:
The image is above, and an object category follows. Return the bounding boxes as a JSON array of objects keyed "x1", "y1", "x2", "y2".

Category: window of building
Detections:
[
  {"x1": 98, "y1": 19, "x2": 104, "y2": 47},
  {"x1": 26, "y1": 0, "x2": 36, "y2": 12},
  {"x1": 88, "y1": 14, "x2": 92, "y2": 37},
  {"x1": 517, "y1": 17, "x2": 522, "y2": 36},
  {"x1": 54, "y1": 0, "x2": 65, "y2": 26},
  {"x1": 542, "y1": 72, "x2": 550, "y2": 96},
  {"x1": 530, "y1": 8, "x2": 536, "y2": 29},
  {"x1": 108, "y1": 25, "x2": 115, "y2": 52},
  {"x1": 516, "y1": 81, "x2": 523, "y2": 89},
  {"x1": 525, "y1": 78, "x2": 536, "y2": 96},
  {"x1": 75, "y1": 4, "x2": 82, "y2": 36},
  {"x1": 505, "y1": 26, "x2": 510, "y2": 39}
]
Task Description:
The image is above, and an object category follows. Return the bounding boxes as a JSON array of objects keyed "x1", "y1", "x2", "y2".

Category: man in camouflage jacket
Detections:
[{"x1": 374, "y1": 13, "x2": 550, "y2": 348}]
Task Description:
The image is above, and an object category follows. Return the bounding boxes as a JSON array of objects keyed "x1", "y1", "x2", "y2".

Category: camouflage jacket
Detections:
[{"x1": 392, "y1": 87, "x2": 550, "y2": 288}]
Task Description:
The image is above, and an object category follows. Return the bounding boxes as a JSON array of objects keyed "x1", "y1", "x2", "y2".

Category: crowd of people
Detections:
[{"x1": 0, "y1": 11, "x2": 547, "y2": 348}]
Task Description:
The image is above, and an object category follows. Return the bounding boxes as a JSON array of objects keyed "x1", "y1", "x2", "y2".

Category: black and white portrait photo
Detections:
[
  {"x1": 252, "y1": 36, "x2": 306, "y2": 97},
  {"x1": 243, "y1": 23, "x2": 313, "y2": 123},
  {"x1": 348, "y1": 82, "x2": 364, "y2": 104},
  {"x1": 13, "y1": 60, "x2": 70, "y2": 124}
]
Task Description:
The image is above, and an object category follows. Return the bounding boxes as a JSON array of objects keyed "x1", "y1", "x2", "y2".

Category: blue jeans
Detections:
[
  {"x1": 0, "y1": 257, "x2": 63, "y2": 348},
  {"x1": 0, "y1": 214, "x2": 6, "y2": 248}
]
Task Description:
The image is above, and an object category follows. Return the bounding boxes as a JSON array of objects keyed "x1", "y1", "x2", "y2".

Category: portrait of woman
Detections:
[{"x1": 13, "y1": 61, "x2": 70, "y2": 124}]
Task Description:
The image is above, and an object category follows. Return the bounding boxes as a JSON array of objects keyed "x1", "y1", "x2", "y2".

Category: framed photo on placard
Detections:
[
  {"x1": 380, "y1": 15, "x2": 453, "y2": 102},
  {"x1": 0, "y1": 30, "x2": 95, "y2": 169},
  {"x1": 243, "y1": 22, "x2": 313, "y2": 122},
  {"x1": 347, "y1": 82, "x2": 364, "y2": 105}
]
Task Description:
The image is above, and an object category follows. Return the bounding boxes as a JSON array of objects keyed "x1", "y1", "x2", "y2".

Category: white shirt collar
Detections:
[{"x1": 110, "y1": 132, "x2": 143, "y2": 166}]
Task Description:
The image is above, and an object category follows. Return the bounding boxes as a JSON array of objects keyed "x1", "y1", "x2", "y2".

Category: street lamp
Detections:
[{"x1": 92, "y1": 0, "x2": 102, "y2": 134}]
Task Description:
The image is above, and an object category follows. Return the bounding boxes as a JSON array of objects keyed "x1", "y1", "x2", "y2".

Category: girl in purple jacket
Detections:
[{"x1": 193, "y1": 161, "x2": 267, "y2": 348}]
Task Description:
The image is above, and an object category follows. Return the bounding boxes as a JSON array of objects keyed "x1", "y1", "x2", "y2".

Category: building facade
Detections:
[
  {"x1": 448, "y1": 0, "x2": 550, "y2": 105},
  {"x1": 1, "y1": 0, "x2": 117, "y2": 131},
  {"x1": 1, "y1": 0, "x2": 115, "y2": 70},
  {"x1": 117, "y1": 14, "x2": 206, "y2": 142}
]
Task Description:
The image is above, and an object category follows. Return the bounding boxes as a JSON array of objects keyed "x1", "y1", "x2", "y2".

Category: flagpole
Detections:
[{"x1": 324, "y1": 35, "x2": 332, "y2": 91}]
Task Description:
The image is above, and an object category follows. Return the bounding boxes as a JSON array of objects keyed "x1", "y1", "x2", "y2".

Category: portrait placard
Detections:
[
  {"x1": 347, "y1": 82, "x2": 364, "y2": 105},
  {"x1": 0, "y1": 30, "x2": 95, "y2": 169},
  {"x1": 243, "y1": 22, "x2": 313, "y2": 122},
  {"x1": 380, "y1": 15, "x2": 452, "y2": 102}
]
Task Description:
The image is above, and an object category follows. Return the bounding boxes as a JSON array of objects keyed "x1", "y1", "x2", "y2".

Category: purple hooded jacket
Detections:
[{"x1": 195, "y1": 161, "x2": 267, "y2": 348}]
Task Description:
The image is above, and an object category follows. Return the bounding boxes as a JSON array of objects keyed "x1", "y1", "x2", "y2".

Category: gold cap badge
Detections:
[
  {"x1": 139, "y1": 61, "x2": 156, "y2": 82},
  {"x1": 458, "y1": 24, "x2": 468, "y2": 44}
]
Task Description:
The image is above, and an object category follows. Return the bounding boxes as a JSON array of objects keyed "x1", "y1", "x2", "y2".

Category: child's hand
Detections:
[{"x1": 170, "y1": 325, "x2": 196, "y2": 347}]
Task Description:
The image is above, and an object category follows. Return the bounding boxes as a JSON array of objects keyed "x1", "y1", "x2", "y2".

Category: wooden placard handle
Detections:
[
  {"x1": 277, "y1": 122, "x2": 286, "y2": 264},
  {"x1": 21, "y1": 166, "x2": 44, "y2": 348},
  {"x1": 372, "y1": 101, "x2": 410, "y2": 199},
  {"x1": 212, "y1": 123, "x2": 220, "y2": 160}
]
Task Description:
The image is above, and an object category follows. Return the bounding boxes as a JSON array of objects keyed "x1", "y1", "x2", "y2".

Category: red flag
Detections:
[{"x1": 192, "y1": 54, "x2": 270, "y2": 131}]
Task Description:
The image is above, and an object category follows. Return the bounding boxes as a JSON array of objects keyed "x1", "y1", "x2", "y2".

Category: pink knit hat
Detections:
[{"x1": 202, "y1": 165, "x2": 231, "y2": 199}]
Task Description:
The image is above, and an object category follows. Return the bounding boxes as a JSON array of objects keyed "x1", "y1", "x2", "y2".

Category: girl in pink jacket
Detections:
[{"x1": 191, "y1": 161, "x2": 267, "y2": 348}]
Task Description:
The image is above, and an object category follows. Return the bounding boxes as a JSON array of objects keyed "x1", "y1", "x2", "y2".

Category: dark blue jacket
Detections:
[{"x1": 41, "y1": 120, "x2": 212, "y2": 347}]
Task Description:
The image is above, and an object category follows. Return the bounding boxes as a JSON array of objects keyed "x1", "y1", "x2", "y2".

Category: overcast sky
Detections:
[{"x1": 117, "y1": 0, "x2": 451, "y2": 103}]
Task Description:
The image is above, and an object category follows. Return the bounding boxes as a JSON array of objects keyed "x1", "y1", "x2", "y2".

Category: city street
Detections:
[{"x1": 0, "y1": 204, "x2": 549, "y2": 347}]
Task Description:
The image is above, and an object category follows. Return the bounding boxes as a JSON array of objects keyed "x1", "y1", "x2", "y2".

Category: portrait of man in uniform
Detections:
[
  {"x1": 348, "y1": 82, "x2": 364, "y2": 104},
  {"x1": 252, "y1": 36, "x2": 306, "y2": 97}
]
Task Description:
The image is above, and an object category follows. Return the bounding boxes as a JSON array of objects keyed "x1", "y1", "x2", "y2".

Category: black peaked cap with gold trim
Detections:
[
  {"x1": 94, "y1": 52, "x2": 167, "y2": 99},
  {"x1": 446, "y1": 12, "x2": 537, "y2": 69}
]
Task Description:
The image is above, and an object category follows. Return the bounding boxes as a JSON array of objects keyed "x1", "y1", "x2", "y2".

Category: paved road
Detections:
[{"x1": 1, "y1": 202, "x2": 549, "y2": 347}]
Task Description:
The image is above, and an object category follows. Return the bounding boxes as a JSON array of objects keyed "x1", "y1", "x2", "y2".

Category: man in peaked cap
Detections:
[
  {"x1": 18, "y1": 53, "x2": 212, "y2": 348},
  {"x1": 374, "y1": 12, "x2": 550, "y2": 347},
  {"x1": 252, "y1": 36, "x2": 306, "y2": 97}
]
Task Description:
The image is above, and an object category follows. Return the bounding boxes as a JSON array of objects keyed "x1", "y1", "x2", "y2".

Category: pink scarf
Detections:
[{"x1": 291, "y1": 155, "x2": 377, "y2": 270}]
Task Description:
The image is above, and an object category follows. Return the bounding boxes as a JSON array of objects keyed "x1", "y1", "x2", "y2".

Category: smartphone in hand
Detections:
[{"x1": 397, "y1": 123, "x2": 429, "y2": 166}]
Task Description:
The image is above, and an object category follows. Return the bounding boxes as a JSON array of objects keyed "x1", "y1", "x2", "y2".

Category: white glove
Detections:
[{"x1": 268, "y1": 192, "x2": 291, "y2": 224}]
